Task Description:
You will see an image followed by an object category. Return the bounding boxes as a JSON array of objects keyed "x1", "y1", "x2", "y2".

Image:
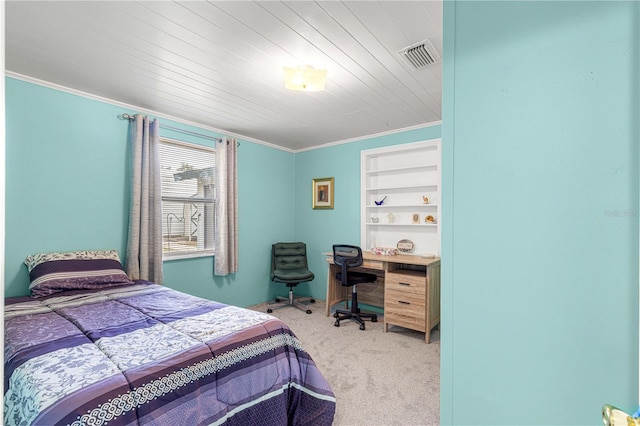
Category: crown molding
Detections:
[
  {"x1": 6, "y1": 71, "x2": 441, "y2": 155},
  {"x1": 5, "y1": 71, "x2": 294, "y2": 153},
  {"x1": 293, "y1": 121, "x2": 442, "y2": 153}
]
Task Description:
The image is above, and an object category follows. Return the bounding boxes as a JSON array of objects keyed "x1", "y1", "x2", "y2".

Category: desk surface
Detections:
[
  {"x1": 325, "y1": 251, "x2": 440, "y2": 267},
  {"x1": 363, "y1": 252, "x2": 440, "y2": 266}
]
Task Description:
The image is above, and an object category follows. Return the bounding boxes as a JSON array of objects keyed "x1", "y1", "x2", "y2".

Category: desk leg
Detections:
[
  {"x1": 325, "y1": 264, "x2": 347, "y2": 316},
  {"x1": 325, "y1": 271, "x2": 332, "y2": 317}
]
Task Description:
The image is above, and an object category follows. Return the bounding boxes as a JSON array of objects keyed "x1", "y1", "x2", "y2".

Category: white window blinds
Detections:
[{"x1": 159, "y1": 138, "x2": 216, "y2": 259}]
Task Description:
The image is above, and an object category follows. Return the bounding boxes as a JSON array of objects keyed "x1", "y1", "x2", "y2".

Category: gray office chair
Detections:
[{"x1": 267, "y1": 242, "x2": 315, "y2": 314}]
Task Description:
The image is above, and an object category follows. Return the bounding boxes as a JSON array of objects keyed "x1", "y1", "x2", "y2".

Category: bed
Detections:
[{"x1": 4, "y1": 250, "x2": 336, "y2": 425}]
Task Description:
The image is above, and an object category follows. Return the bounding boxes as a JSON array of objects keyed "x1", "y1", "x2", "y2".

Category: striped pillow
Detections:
[{"x1": 25, "y1": 250, "x2": 134, "y2": 298}]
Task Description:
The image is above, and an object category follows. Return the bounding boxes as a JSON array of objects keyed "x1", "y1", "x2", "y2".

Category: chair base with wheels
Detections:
[
  {"x1": 332, "y1": 244, "x2": 378, "y2": 330},
  {"x1": 267, "y1": 284, "x2": 315, "y2": 314},
  {"x1": 333, "y1": 278, "x2": 378, "y2": 330},
  {"x1": 267, "y1": 242, "x2": 315, "y2": 315}
]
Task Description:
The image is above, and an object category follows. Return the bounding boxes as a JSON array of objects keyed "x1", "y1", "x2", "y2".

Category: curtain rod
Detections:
[{"x1": 118, "y1": 113, "x2": 236, "y2": 145}]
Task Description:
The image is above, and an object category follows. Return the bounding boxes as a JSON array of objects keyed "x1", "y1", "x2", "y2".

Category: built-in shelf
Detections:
[
  {"x1": 366, "y1": 184, "x2": 438, "y2": 191},
  {"x1": 361, "y1": 139, "x2": 441, "y2": 256},
  {"x1": 365, "y1": 223, "x2": 438, "y2": 227},
  {"x1": 365, "y1": 204, "x2": 438, "y2": 208},
  {"x1": 366, "y1": 164, "x2": 438, "y2": 175}
]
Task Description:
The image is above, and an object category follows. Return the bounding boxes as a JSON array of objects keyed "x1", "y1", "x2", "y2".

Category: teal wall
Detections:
[
  {"x1": 5, "y1": 77, "x2": 295, "y2": 306},
  {"x1": 293, "y1": 128, "x2": 441, "y2": 301},
  {"x1": 5, "y1": 77, "x2": 436, "y2": 307},
  {"x1": 441, "y1": 1, "x2": 639, "y2": 424},
  {"x1": 6, "y1": 79, "x2": 132, "y2": 296}
]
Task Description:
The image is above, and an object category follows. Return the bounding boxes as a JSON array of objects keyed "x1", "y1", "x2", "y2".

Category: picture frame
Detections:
[{"x1": 312, "y1": 177, "x2": 334, "y2": 209}]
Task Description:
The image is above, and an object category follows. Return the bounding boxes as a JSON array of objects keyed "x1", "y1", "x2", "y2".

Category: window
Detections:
[{"x1": 159, "y1": 138, "x2": 215, "y2": 259}]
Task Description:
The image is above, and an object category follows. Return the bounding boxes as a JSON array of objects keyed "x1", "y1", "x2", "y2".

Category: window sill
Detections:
[{"x1": 163, "y1": 251, "x2": 214, "y2": 262}]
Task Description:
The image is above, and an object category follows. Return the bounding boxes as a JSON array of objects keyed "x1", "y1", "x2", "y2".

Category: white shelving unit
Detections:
[{"x1": 361, "y1": 139, "x2": 441, "y2": 256}]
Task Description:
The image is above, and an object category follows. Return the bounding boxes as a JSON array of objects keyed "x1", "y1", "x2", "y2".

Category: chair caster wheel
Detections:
[
  {"x1": 359, "y1": 324, "x2": 365, "y2": 331},
  {"x1": 334, "y1": 320, "x2": 340, "y2": 327},
  {"x1": 333, "y1": 312, "x2": 339, "y2": 318},
  {"x1": 274, "y1": 298, "x2": 281, "y2": 303},
  {"x1": 310, "y1": 299, "x2": 316, "y2": 304},
  {"x1": 267, "y1": 309, "x2": 273, "y2": 313},
  {"x1": 372, "y1": 317, "x2": 378, "y2": 323},
  {"x1": 306, "y1": 310, "x2": 312, "y2": 314}
]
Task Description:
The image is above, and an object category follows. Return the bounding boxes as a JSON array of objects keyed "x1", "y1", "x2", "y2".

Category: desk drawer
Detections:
[
  {"x1": 385, "y1": 271, "x2": 426, "y2": 294},
  {"x1": 385, "y1": 289, "x2": 425, "y2": 309},
  {"x1": 384, "y1": 289, "x2": 426, "y2": 326},
  {"x1": 384, "y1": 312, "x2": 427, "y2": 332},
  {"x1": 384, "y1": 290, "x2": 426, "y2": 332}
]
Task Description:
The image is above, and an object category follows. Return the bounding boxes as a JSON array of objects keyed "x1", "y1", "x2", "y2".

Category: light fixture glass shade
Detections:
[{"x1": 283, "y1": 65, "x2": 327, "y2": 92}]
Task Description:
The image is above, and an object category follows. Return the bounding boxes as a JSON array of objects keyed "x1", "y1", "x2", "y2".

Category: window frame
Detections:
[{"x1": 159, "y1": 137, "x2": 216, "y2": 261}]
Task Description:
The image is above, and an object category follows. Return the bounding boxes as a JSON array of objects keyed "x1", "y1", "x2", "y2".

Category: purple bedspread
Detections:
[{"x1": 4, "y1": 282, "x2": 336, "y2": 425}]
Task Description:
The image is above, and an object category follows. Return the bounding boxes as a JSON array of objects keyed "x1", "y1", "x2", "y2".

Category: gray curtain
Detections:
[
  {"x1": 214, "y1": 137, "x2": 239, "y2": 276},
  {"x1": 126, "y1": 114, "x2": 163, "y2": 283}
]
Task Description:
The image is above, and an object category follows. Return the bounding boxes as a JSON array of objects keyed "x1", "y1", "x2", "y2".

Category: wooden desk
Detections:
[{"x1": 325, "y1": 252, "x2": 441, "y2": 343}]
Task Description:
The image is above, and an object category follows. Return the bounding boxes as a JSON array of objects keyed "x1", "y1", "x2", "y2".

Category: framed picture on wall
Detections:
[{"x1": 312, "y1": 177, "x2": 334, "y2": 209}]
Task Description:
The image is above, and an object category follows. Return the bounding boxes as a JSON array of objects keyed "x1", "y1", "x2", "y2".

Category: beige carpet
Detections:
[{"x1": 249, "y1": 300, "x2": 440, "y2": 426}]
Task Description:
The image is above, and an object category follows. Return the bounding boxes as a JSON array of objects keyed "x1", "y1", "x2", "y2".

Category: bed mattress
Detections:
[{"x1": 4, "y1": 282, "x2": 335, "y2": 425}]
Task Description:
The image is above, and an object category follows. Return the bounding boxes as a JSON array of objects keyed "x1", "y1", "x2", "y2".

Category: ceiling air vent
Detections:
[{"x1": 397, "y1": 39, "x2": 441, "y2": 70}]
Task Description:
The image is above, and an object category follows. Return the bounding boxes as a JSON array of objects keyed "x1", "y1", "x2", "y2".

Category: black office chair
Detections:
[
  {"x1": 267, "y1": 242, "x2": 315, "y2": 314},
  {"x1": 332, "y1": 244, "x2": 378, "y2": 330}
]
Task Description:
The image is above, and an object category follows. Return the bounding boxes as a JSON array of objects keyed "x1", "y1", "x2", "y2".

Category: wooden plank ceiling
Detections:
[{"x1": 5, "y1": 1, "x2": 442, "y2": 151}]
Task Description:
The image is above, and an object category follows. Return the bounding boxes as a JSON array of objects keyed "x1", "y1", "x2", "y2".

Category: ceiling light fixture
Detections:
[{"x1": 283, "y1": 65, "x2": 327, "y2": 92}]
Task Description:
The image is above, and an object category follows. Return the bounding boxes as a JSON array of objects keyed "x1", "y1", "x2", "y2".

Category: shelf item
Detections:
[
  {"x1": 361, "y1": 139, "x2": 441, "y2": 256},
  {"x1": 373, "y1": 196, "x2": 387, "y2": 205},
  {"x1": 397, "y1": 239, "x2": 415, "y2": 252},
  {"x1": 370, "y1": 247, "x2": 399, "y2": 256}
]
